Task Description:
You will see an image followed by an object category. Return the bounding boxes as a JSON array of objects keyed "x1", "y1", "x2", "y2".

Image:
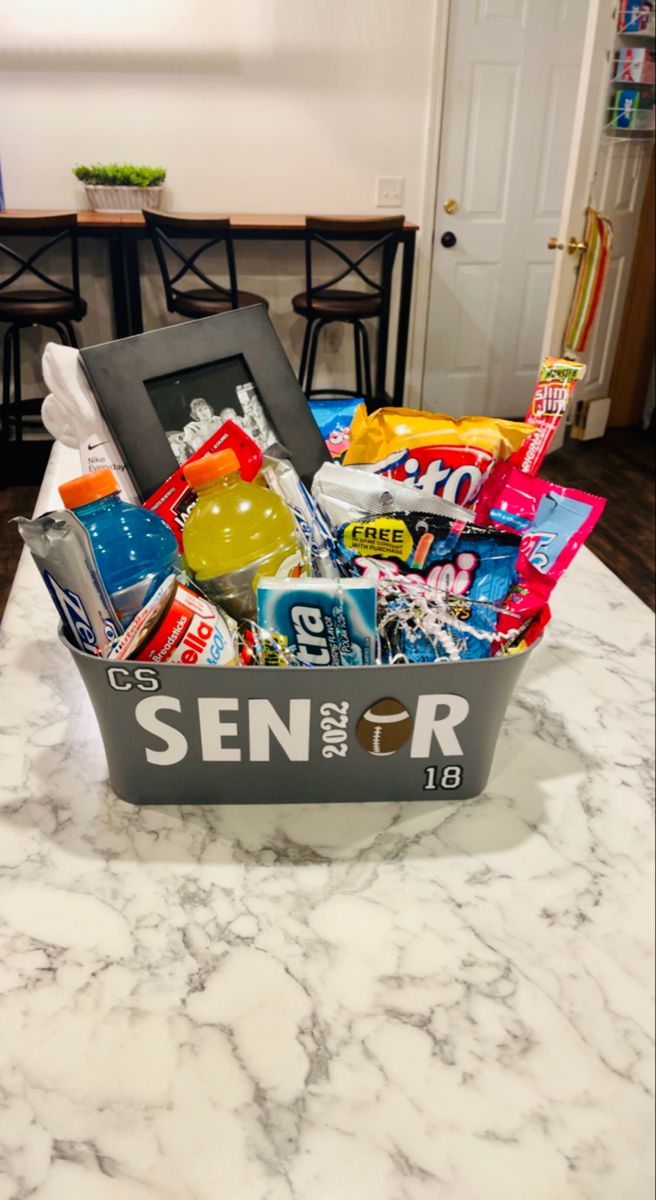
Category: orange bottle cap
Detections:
[
  {"x1": 183, "y1": 449, "x2": 241, "y2": 489},
  {"x1": 59, "y1": 467, "x2": 119, "y2": 509}
]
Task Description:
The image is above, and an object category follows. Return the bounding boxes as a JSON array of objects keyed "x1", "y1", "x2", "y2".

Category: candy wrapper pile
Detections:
[{"x1": 18, "y1": 356, "x2": 605, "y2": 669}]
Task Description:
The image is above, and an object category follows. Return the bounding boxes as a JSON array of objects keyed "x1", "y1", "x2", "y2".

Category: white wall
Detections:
[{"x1": 0, "y1": 0, "x2": 440, "y2": 398}]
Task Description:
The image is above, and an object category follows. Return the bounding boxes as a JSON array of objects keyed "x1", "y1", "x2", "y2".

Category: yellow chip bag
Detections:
[{"x1": 343, "y1": 406, "x2": 534, "y2": 508}]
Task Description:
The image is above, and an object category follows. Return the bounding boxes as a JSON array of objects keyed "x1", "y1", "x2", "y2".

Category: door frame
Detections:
[
  {"x1": 407, "y1": 0, "x2": 607, "y2": 410},
  {"x1": 608, "y1": 151, "x2": 655, "y2": 426},
  {"x1": 405, "y1": 0, "x2": 451, "y2": 408}
]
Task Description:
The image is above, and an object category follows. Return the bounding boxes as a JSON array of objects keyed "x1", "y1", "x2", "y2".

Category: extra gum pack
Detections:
[{"x1": 257, "y1": 578, "x2": 377, "y2": 667}]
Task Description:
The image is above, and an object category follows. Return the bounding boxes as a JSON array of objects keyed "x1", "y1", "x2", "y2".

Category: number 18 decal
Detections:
[{"x1": 423, "y1": 765, "x2": 463, "y2": 791}]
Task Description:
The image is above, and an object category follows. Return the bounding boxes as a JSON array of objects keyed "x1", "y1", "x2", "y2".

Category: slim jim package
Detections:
[{"x1": 511, "y1": 357, "x2": 586, "y2": 476}]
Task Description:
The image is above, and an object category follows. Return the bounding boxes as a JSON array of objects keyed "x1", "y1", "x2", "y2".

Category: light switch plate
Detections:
[{"x1": 376, "y1": 176, "x2": 405, "y2": 207}]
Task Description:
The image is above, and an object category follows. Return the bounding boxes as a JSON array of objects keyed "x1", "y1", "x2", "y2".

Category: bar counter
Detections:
[{"x1": 0, "y1": 444, "x2": 653, "y2": 1200}]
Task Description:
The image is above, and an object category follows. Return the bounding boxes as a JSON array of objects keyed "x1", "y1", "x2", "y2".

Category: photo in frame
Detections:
[{"x1": 80, "y1": 306, "x2": 329, "y2": 500}]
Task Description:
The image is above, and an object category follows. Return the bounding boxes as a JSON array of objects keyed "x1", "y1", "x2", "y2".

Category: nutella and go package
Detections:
[
  {"x1": 343, "y1": 405, "x2": 533, "y2": 508},
  {"x1": 107, "y1": 574, "x2": 237, "y2": 666},
  {"x1": 144, "y1": 420, "x2": 263, "y2": 547}
]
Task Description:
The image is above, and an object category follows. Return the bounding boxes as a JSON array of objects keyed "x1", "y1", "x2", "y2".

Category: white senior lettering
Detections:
[
  {"x1": 248, "y1": 699, "x2": 311, "y2": 762},
  {"x1": 410, "y1": 694, "x2": 469, "y2": 758},
  {"x1": 198, "y1": 698, "x2": 241, "y2": 762},
  {"x1": 107, "y1": 666, "x2": 131, "y2": 691},
  {"x1": 134, "y1": 667, "x2": 160, "y2": 692},
  {"x1": 135, "y1": 696, "x2": 188, "y2": 765}
]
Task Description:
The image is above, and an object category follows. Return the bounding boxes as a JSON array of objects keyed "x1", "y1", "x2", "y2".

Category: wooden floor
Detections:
[
  {"x1": 0, "y1": 441, "x2": 52, "y2": 621},
  {"x1": 0, "y1": 427, "x2": 654, "y2": 620},
  {"x1": 546, "y1": 425, "x2": 655, "y2": 610}
]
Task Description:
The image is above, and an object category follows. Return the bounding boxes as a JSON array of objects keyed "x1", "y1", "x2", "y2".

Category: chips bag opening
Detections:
[{"x1": 343, "y1": 406, "x2": 534, "y2": 508}]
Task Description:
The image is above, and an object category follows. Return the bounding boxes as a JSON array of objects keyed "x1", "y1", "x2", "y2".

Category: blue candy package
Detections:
[
  {"x1": 334, "y1": 511, "x2": 520, "y2": 660},
  {"x1": 308, "y1": 398, "x2": 362, "y2": 459},
  {"x1": 257, "y1": 578, "x2": 377, "y2": 666},
  {"x1": 524, "y1": 492, "x2": 596, "y2": 575}
]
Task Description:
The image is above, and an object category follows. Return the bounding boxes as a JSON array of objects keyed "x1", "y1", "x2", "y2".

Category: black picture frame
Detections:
[{"x1": 80, "y1": 306, "x2": 329, "y2": 500}]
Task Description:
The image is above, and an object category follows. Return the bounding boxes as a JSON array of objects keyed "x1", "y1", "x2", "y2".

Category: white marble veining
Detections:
[{"x1": 0, "y1": 443, "x2": 653, "y2": 1200}]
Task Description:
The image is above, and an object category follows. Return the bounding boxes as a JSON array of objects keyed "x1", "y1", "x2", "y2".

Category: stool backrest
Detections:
[
  {"x1": 143, "y1": 211, "x2": 238, "y2": 310},
  {"x1": 304, "y1": 215, "x2": 404, "y2": 314},
  {"x1": 0, "y1": 213, "x2": 81, "y2": 302}
]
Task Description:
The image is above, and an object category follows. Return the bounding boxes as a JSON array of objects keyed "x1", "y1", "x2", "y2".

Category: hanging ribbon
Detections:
[{"x1": 564, "y1": 207, "x2": 613, "y2": 353}]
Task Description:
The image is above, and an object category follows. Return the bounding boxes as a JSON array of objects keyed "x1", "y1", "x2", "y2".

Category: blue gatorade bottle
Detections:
[{"x1": 59, "y1": 468, "x2": 178, "y2": 627}]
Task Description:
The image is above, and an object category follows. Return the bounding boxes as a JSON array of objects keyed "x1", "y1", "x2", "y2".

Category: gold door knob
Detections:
[
  {"x1": 443, "y1": 198, "x2": 459, "y2": 214},
  {"x1": 567, "y1": 236, "x2": 588, "y2": 255},
  {"x1": 548, "y1": 237, "x2": 563, "y2": 250}
]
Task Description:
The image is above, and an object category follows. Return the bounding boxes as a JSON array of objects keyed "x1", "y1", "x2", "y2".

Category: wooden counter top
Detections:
[{"x1": 0, "y1": 209, "x2": 419, "y2": 232}]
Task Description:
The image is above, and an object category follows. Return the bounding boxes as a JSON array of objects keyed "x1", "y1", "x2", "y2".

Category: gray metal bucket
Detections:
[{"x1": 63, "y1": 631, "x2": 536, "y2": 804}]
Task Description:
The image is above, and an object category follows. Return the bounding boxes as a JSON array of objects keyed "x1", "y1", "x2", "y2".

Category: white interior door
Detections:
[
  {"x1": 571, "y1": 141, "x2": 652, "y2": 409},
  {"x1": 422, "y1": 0, "x2": 589, "y2": 418},
  {"x1": 541, "y1": 0, "x2": 652, "y2": 407}
]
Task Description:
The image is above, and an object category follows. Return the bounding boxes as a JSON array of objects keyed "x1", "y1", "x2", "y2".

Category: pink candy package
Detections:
[
  {"x1": 476, "y1": 461, "x2": 605, "y2": 584},
  {"x1": 477, "y1": 462, "x2": 606, "y2": 652}
]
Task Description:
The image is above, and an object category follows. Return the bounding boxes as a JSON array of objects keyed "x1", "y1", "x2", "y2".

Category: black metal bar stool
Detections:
[
  {"x1": 143, "y1": 210, "x2": 269, "y2": 319},
  {"x1": 292, "y1": 214, "x2": 404, "y2": 408},
  {"x1": 0, "y1": 213, "x2": 87, "y2": 444}
]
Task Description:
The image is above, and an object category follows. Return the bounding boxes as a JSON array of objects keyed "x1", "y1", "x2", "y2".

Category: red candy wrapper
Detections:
[
  {"x1": 144, "y1": 420, "x2": 262, "y2": 547},
  {"x1": 494, "y1": 560, "x2": 553, "y2": 654},
  {"x1": 511, "y1": 357, "x2": 586, "y2": 476}
]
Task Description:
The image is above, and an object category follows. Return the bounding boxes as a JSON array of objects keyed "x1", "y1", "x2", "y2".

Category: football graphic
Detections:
[{"x1": 356, "y1": 697, "x2": 413, "y2": 756}]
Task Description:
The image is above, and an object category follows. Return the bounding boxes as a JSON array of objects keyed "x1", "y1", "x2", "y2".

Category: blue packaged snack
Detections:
[
  {"x1": 308, "y1": 398, "x2": 362, "y2": 459},
  {"x1": 257, "y1": 578, "x2": 377, "y2": 666},
  {"x1": 524, "y1": 491, "x2": 597, "y2": 576},
  {"x1": 335, "y1": 512, "x2": 520, "y2": 661}
]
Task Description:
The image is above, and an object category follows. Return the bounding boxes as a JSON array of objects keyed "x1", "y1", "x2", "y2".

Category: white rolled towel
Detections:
[{"x1": 41, "y1": 343, "x2": 139, "y2": 503}]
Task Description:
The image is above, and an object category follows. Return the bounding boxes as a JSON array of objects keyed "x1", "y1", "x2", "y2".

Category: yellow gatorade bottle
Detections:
[{"x1": 182, "y1": 449, "x2": 307, "y2": 620}]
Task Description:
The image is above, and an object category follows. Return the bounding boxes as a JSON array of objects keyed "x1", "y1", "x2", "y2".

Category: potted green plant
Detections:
[{"x1": 72, "y1": 163, "x2": 166, "y2": 212}]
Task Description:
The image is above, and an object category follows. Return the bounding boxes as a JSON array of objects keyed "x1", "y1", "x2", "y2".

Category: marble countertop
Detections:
[{"x1": 0, "y1": 443, "x2": 653, "y2": 1200}]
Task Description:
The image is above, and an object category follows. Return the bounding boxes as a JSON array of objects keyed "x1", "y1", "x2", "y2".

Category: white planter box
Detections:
[{"x1": 84, "y1": 185, "x2": 164, "y2": 213}]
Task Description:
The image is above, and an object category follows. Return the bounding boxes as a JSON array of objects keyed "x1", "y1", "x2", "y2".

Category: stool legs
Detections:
[
  {"x1": 42, "y1": 321, "x2": 78, "y2": 349},
  {"x1": 2, "y1": 325, "x2": 14, "y2": 445},
  {"x1": 12, "y1": 328, "x2": 22, "y2": 444},
  {"x1": 356, "y1": 320, "x2": 374, "y2": 408},
  {"x1": 353, "y1": 322, "x2": 364, "y2": 399},
  {"x1": 304, "y1": 318, "x2": 328, "y2": 398},
  {"x1": 298, "y1": 320, "x2": 314, "y2": 390},
  {"x1": 62, "y1": 321, "x2": 79, "y2": 349},
  {"x1": 0, "y1": 320, "x2": 79, "y2": 445},
  {"x1": 300, "y1": 315, "x2": 375, "y2": 405}
]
